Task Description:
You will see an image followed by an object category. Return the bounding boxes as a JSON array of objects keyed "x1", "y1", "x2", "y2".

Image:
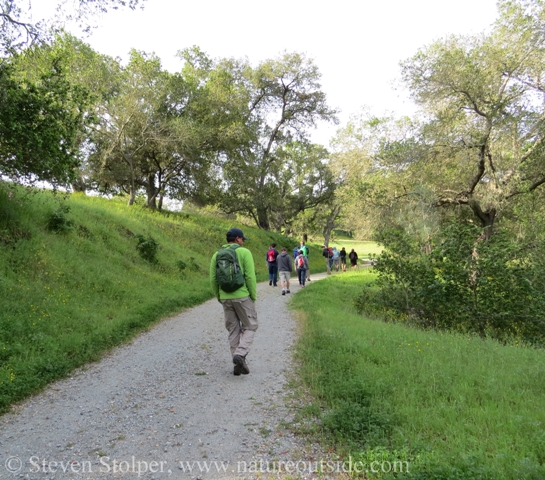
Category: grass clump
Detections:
[{"x1": 290, "y1": 271, "x2": 545, "y2": 479}]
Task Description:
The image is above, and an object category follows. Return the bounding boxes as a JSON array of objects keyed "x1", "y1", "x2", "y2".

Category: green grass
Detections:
[
  {"x1": 327, "y1": 233, "x2": 383, "y2": 262},
  {"x1": 0, "y1": 185, "x2": 327, "y2": 412},
  {"x1": 289, "y1": 272, "x2": 545, "y2": 479}
]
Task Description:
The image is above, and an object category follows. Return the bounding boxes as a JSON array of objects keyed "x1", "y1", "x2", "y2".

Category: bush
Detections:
[
  {"x1": 47, "y1": 205, "x2": 74, "y2": 233},
  {"x1": 135, "y1": 234, "x2": 159, "y2": 263},
  {"x1": 356, "y1": 222, "x2": 545, "y2": 345}
]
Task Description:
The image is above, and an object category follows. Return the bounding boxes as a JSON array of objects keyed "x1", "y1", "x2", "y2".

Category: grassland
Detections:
[{"x1": 290, "y1": 271, "x2": 545, "y2": 479}]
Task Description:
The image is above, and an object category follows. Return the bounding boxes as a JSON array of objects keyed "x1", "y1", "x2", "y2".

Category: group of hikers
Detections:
[
  {"x1": 321, "y1": 244, "x2": 359, "y2": 272},
  {"x1": 210, "y1": 227, "x2": 360, "y2": 377},
  {"x1": 266, "y1": 240, "x2": 312, "y2": 293},
  {"x1": 265, "y1": 241, "x2": 360, "y2": 292}
]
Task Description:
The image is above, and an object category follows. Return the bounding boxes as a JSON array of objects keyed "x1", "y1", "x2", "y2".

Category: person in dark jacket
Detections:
[
  {"x1": 321, "y1": 245, "x2": 332, "y2": 274},
  {"x1": 340, "y1": 247, "x2": 347, "y2": 272},
  {"x1": 276, "y1": 247, "x2": 293, "y2": 295},
  {"x1": 349, "y1": 249, "x2": 358, "y2": 269}
]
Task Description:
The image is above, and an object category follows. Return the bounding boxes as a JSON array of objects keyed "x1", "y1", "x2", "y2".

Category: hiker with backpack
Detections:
[
  {"x1": 323, "y1": 245, "x2": 334, "y2": 271},
  {"x1": 210, "y1": 228, "x2": 257, "y2": 376},
  {"x1": 340, "y1": 247, "x2": 347, "y2": 272},
  {"x1": 295, "y1": 251, "x2": 309, "y2": 287},
  {"x1": 300, "y1": 241, "x2": 311, "y2": 282},
  {"x1": 332, "y1": 246, "x2": 341, "y2": 272},
  {"x1": 266, "y1": 243, "x2": 279, "y2": 286},
  {"x1": 276, "y1": 247, "x2": 293, "y2": 295},
  {"x1": 322, "y1": 245, "x2": 333, "y2": 274}
]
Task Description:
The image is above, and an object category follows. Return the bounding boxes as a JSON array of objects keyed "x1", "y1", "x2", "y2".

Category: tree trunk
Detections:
[
  {"x1": 146, "y1": 174, "x2": 158, "y2": 209},
  {"x1": 256, "y1": 205, "x2": 270, "y2": 230},
  {"x1": 468, "y1": 199, "x2": 496, "y2": 240},
  {"x1": 71, "y1": 177, "x2": 86, "y2": 193},
  {"x1": 127, "y1": 188, "x2": 136, "y2": 206},
  {"x1": 124, "y1": 154, "x2": 137, "y2": 206},
  {"x1": 323, "y1": 232, "x2": 331, "y2": 247},
  {"x1": 322, "y1": 205, "x2": 341, "y2": 247}
]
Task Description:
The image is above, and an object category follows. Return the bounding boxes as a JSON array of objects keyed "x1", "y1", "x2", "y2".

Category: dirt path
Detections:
[{"x1": 0, "y1": 273, "x2": 329, "y2": 479}]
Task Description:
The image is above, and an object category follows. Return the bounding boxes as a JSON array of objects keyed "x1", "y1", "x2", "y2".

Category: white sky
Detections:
[{"x1": 34, "y1": 0, "x2": 500, "y2": 145}]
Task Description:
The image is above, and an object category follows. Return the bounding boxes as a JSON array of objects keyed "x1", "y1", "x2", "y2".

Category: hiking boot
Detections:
[
  {"x1": 269, "y1": 280, "x2": 272, "y2": 286},
  {"x1": 233, "y1": 355, "x2": 250, "y2": 375},
  {"x1": 282, "y1": 290, "x2": 286, "y2": 295},
  {"x1": 233, "y1": 364, "x2": 242, "y2": 376},
  {"x1": 286, "y1": 289, "x2": 290, "y2": 294}
]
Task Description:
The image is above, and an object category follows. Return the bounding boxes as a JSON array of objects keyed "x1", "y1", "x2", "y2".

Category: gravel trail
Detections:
[{"x1": 0, "y1": 273, "x2": 330, "y2": 479}]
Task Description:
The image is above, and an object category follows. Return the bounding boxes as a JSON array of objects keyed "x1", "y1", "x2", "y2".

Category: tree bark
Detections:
[
  {"x1": 146, "y1": 174, "x2": 158, "y2": 209},
  {"x1": 256, "y1": 205, "x2": 270, "y2": 230},
  {"x1": 158, "y1": 193, "x2": 164, "y2": 211},
  {"x1": 468, "y1": 199, "x2": 496, "y2": 240},
  {"x1": 128, "y1": 188, "x2": 136, "y2": 206}
]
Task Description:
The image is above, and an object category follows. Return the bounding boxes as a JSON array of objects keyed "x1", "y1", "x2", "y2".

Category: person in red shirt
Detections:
[{"x1": 266, "y1": 243, "x2": 279, "y2": 286}]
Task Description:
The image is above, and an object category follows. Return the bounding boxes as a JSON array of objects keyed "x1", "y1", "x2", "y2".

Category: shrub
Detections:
[
  {"x1": 176, "y1": 259, "x2": 187, "y2": 271},
  {"x1": 357, "y1": 222, "x2": 545, "y2": 345},
  {"x1": 47, "y1": 205, "x2": 74, "y2": 233},
  {"x1": 135, "y1": 234, "x2": 159, "y2": 263}
]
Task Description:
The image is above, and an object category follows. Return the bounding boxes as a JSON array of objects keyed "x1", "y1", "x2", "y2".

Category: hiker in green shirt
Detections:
[{"x1": 210, "y1": 228, "x2": 258, "y2": 376}]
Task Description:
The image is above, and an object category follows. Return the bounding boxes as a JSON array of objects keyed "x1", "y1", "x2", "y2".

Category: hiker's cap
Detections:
[{"x1": 227, "y1": 228, "x2": 248, "y2": 240}]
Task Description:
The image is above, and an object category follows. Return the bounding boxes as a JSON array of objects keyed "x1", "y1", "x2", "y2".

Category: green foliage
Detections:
[
  {"x1": 290, "y1": 273, "x2": 545, "y2": 479},
  {"x1": 46, "y1": 205, "x2": 74, "y2": 233},
  {"x1": 0, "y1": 58, "x2": 90, "y2": 185},
  {"x1": 135, "y1": 234, "x2": 159, "y2": 263},
  {"x1": 218, "y1": 52, "x2": 338, "y2": 230},
  {"x1": 175, "y1": 259, "x2": 187, "y2": 271},
  {"x1": 0, "y1": 185, "x2": 30, "y2": 243},
  {"x1": 355, "y1": 222, "x2": 545, "y2": 345}
]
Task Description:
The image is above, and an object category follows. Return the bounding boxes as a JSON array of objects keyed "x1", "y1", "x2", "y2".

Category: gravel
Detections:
[{"x1": 0, "y1": 273, "x2": 333, "y2": 479}]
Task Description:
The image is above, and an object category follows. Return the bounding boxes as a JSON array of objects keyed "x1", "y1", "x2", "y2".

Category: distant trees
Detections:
[
  {"x1": 338, "y1": 0, "x2": 545, "y2": 343},
  {"x1": 2, "y1": 2, "x2": 338, "y2": 229},
  {"x1": 333, "y1": 0, "x2": 545, "y2": 242},
  {"x1": 218, "y1": 52, "x2": 338, "y2": 230},
  {"x1": 2, "y1": 30, "x2": 337, "y2": 226},
  {"x1": 87, "y1": 47, "x2": 245, "y2": 208}
]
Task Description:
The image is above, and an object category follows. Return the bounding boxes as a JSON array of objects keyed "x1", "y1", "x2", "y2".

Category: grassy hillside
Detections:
[
  {"x1": 0, "y1": 186, "x2": 325, "y2": 412},
  {"x1": 290, "y1": 272, "x2": 545, "y2": 479}
]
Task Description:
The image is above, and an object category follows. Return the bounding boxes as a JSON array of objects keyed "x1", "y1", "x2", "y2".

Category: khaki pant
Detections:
[{"x1": 221, "y1": 297, "x2": 258, "y2": 357}]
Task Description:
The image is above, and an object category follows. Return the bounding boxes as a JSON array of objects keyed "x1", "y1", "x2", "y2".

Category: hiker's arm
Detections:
[
  {"x1": 209, "y1": 253, "x2": 220, "y2": 302},
  {"x1": 243, "y1": 251, "x2": 257, "y2": 301}
]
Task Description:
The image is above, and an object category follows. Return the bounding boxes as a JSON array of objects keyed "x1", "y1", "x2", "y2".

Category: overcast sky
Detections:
[{"x1": 35, "y1": 0, "x2": 500, "y2": 145}]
